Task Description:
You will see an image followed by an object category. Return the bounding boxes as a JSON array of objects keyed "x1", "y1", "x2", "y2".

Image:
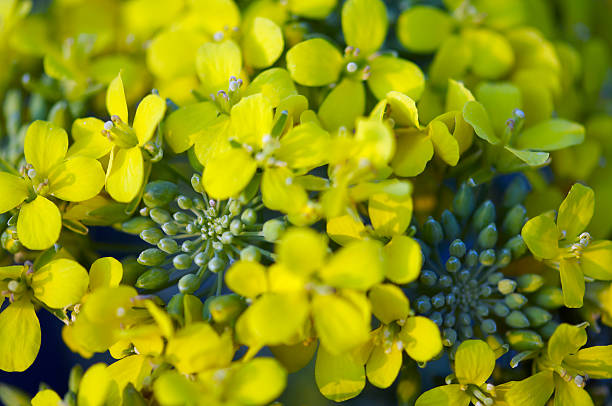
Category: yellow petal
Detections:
[
  {"x1": 226, "y1": 358, "x2": 287, "y2": 405},
  {"x1": 48, "y1": 156, "x2": 105, "y2": 202},
  {"x1": 203, "y1": 147, "x2": 257, "y2": 200},
  {"x1": 429, "y1": 120, "x2": 459, "y2": 166},
  {"x1": 196, "y1": 40, "x2": 242, "y2": 96},
  {"x1": 133, "y1": 94, "x2": 166, "y2": 146},
  {"x1": 230, "y1": 93, "x2": 273, "y2": 147},
  {"x1": 31, "y1": 389, "x2": 63, "y2": 406},
  {"x1": 400, "y1": 316, "x2": 442, "y2": 362},
  {"x1": 25, "y1": 120, "x2": 68, "y2": 177},
  {"x1": 77, "y1": 363, "x2": 111, "y2": 406},
  {"x1": 242, "y1": 17, "x2": 284, "y2": 68},
  {"x1": 17, "y1": 196, "x2": 62, "y2": 250},
  {"x1": 326, "y1": 214, "x2": 366, "y2": 246},
  {"x1": 454, "y1": 339, "x2": 496, "y2": 386},
  {"x1": 342, "y1": 0, "x2": 388, "y2": 55},
  {"x1": 368, "y1": 193, "x2": 413, "y2": 237},
  {"x1": 225, "y1": 260, "x2": 268, "y2": 298},
  {"x1": 163, "y1": 102, "x2": 219, "y2": 154},
  {"x1": 368, "y1": 56, "x2": 425, "y2": 101},
  {"x1": 89, "y1": 257, "x2": 123, "y2": 291},
  {"x1": 318, "y1": 79, "x2": 365, "y2": 131},
  {"x1": 277, "y1": 227, "x2": 327, "y2": 276},
  {"x1": 320, "y1": 239, "x2": 384, "y2": 290},
  {"x1": 31, "y1": 258, "x2": 89, "y2": 309},
  {"x1": 286, "y1": 38, "x2": 343, "y2": 87},
  {"x1": 106, "y1": 73, "x2": 128, "y2": 123},
  {"x1": 384, "y1": 236, "x2": 422, "y2": 284},
  {"x1": 366, "y1": 343, "x2": 402, "y2": 389},
  {"x1": 261, "y1": 166, "x2": 308, "y2": 213},
  {"x1": 106, "y1": 147, "x2": 144, "y2": 203},
  {"x1": 146, "y1": 29, "x2": 206, "y2": 80},
  {"x1": 68, "y1": 117, "x2": 113, "y2": 159},
  {"x1": 0, "y1": 298, "x2": 40, "y2": 372},
  {"x1": 276, "y1": 122, "x2": 330, "y2": 168},
  {"x1": 391, "y1": 129, "x2": 434, "y2": 177},
  {"x1": 0, "y1": 172, "x2": 29, "y2": 213},
  {"x1": 315, "y1": 345, "x2": 366, "y2": 402}
]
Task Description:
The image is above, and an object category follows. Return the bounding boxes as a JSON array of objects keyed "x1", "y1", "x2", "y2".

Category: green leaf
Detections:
[
  {"x1": 226, "y1": 358, "x2": 287, "y2": 405},
  {"x1": 514, "y1": 119, "x2": 585, "y2": 152},
  {"x1": 342, "y1": 0, "x2": 388, "y2": 56},
  {"x1": 286, "y1": 39, "x2": 343, "y2": 87},
  {"x1": 504, "y1": 146, "x2": 550, "y2": 166},
  {"x1": 548, "y1": 323, "x2": 587, "y2": 365},
  {"x1": 315, "y1": 345, "x2": 366, "y2": 402},
  {"x1": 564, "y1": 345, "x2": 612, "y2": 379},
  {"x1": 415, "y1": 385, "x2": 470, "y2": 406},
  {"x1": 397, "y1": 6, "x2": 454, "y2": 53},
  {"x1": 521, "y1": 214, "x2": 559, "y2": 259},
  {"x1": 553, "y1": 374, "x2": 594, "y2": 406},
  {"x1": 368, "y1": 56, "x2": 425, "y2": 101},
  {"x1": 557, "y1": 183, "x2": 594, "y2": 240},
  {"x1": 462, "y1": 101, "x2": 500, "y2": 145},
  {"x1": 0, "y1": 299, "x2": 40, "y2": 372},
  {"x1": 505, "y1": 371, "x2": 554, "y2": 406},
  {"x1": 454, "y1": 340, "x2": 495, "y2": 386},
  {"x1": 318, "y1": 79, "x2": 365, "y2": 131},
  {"x1": 559, "y1": 259, "x2": 585, "y2": 308}
]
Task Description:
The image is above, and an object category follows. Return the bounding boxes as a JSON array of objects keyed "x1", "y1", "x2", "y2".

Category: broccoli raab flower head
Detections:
[{"x1": 1, "y1": 0, "x2": 612, "y2": 405}]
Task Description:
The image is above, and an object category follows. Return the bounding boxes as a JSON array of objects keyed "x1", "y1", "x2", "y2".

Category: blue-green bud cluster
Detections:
[
  {"x1": 133, "y1": 174, "x2": 276, "y2": 294},
  {"x1": 413, "y1": 182, "x2": 561, "y2": 355}
]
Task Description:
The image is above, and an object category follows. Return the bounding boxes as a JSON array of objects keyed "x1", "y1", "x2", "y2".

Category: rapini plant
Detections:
[{"x1": 0, "y1": 0, "x2": 611, "y2": 405}]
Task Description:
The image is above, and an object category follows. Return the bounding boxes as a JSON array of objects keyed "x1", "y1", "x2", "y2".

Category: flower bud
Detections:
[
  {"x1": 68, "y1": 364, "x2": 83, "y2": 394},
  {"x1": 441, "y1": 210, "x2": 460, "y2": 241},
  {"x1": 502, "y1": 205, "x2": 526, "y2": 236},
  {"x1": 161, "y1": 221, "x2": 180, "y2": 236},
  {"x1": 137, "y1": 248, "x2": 166, "y2": 266},
  {"x1": 517, "y1": 274, "x2": 544, "y2": 293},
  {"x1": 158, "y1": 238, "x2": 179, "y2": 254},
  {"x1": 498, "y1": 279, "x2": 517, "y2": 295},
  {"x1": 420, "y1": 270, "x2": 437, "y2": 286},
  {"x1": 479, "y1": 249, "x2": 496, "y2": 266},
  {"x1": 191, "y1": 173, "x2": 204, "y2": 193},
  {"x1": 449, "y1": 239, "x2": 466, "y2": 258},
  {"x1": 173, "y1": 254, "x2": 192, "y2": 270},
  {"x1": 504, "y1": 293, "x2": 527, "y2": 309},
  {"x1": 503, "y1": 177, "x2": 529, "y2": 208},
  {"x1": 453, "y1": 183, "x2": 475, "y2": 219},
  {"x1": 442, "y1": 328, "x2": 457, "y2": 346},
  {"x1": 241, "y1": 208, "x2": 258, "y2": 226},
  {"x1": 178, "y1": 273, "x2": 200, "y2": 294},
  {"x1": 136, "y1": 267, "x2": 169, "y2": 289},
  {"x1": 177, "y1": 195, "x2": 193, "y2": 210},
  {"x1": 533, "y1": 286, "x2": 564, "y2": 309},
  {"x1": 423, "y1": 217, "x2": 443, "y2": 245},
  {"x1": 477, "y1": 223, "x2": 498, "y2": 249},
  {"x1": 149, "y1": 208, "x2": 172, "y2": 225},
  {"x1": 173, "y1": 211, "x2": 191, "y2": 224},
  {"x1": 481, "y1": 319, "x2": 497, "y2": 334},
  {"x1": 263, "y1": 219, "x2": 284, "y2": 242},
  {"x1": 538, "y1": 320, "x2": 559, "y2": 339},
  {"x1": 523, "y1": 306, "x2": 552, "y2": 327},
  {"x1": 493, "y1": 302, "x2": 510, "y2": 317},
  {"x1": 194, "y1": 252, "x2": 209, "y2": 267},
  {"x1": 208, "y1": 256, "x2": 227, "y2": 273},
  {"x1": 209, "y1": 294, "x2": 246, "y2": 324},
  {"x1": 505, "y1": 310, "x2": 530, "y2": 328},
  {"x1": 121, "y1": 217, "x2": 157, "y2": 235},
  {"x1": 472, "y1": 200, "x2": 496, "y2": 231},
  {"x1": 141, "y1": 228, "x2": 164, "y2": 245},
  {"x1": 465, "y1": 249, "x2": 479, "y2": 267},
  {"x1": 143, "y1": 181, "x2": 179, "y2": 208},
  {"x1": 445, "y1": 256, "x2": 461, "y2": 273},
  {"x1": 505, "y1": 330, "x2": 544, "y2": 351},
  {"x1": 505, "y1": 235, "x2": 527, "y2": 258},
  {"x1": 240, "y1": 245, "x2": 261, "y2": 262}
]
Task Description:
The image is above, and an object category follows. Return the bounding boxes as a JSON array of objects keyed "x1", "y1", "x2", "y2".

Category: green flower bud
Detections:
[
  {"x1": 141, "y1": 228, "x2": 164, "y2": 245},
  {"x1": 121, "y1": 217, "x2": 157, "y2": 235},
  {"x1": 149, "y1": 208, "x2": 172, "y2": 225},
  {"x1": 453, "y1": 183, "x2": 475, "y2": 219},
  {"x1": 465, "y1": 249, "x2": 479, "y2": 267},
  {"x1": 416, "y1": 296, "x2": 432, "y2": 314},
  {"x1": 505, "y1": 235, "x2": 527, "y2": 258},
  {"x1": 177, "y1": 195, "x2": 193, "y2": 210},
  {"x1": 7, "y1": 215, "x2": 17, "y2": 226},
  {"x1": 420, "y1": 270, "x2": 437, "y2": 286},
  {"x1": 161, "y1": 221, "x2": 180, "y2": 236},
  {"x1": 449, "y1": 239, "x2": 466, "y2": 258},
  {"x1": 194, "y1": 252, "x2": 209, "y2": 267},
  {"x1": 136, "y1": 267, "x2": 169, "y2": 289},
  {"x1": 228, "y1": 200, "x2": 241, "y2": 217},
  {"x1": 477, "y1": 223, "x2": 498, "y2": 249},
  {"x1": 480, "y1": 319, "x2": 497, "y2": 334},
  {"x1": 220, "y1": 231, "x2": 233, "y2": 245},
  {"x1": 442, "y1": 328, "x2": 457, "y2": 346},
  {"x1": 173, "y1": 211, "x2": 191, "y2": 224},
  {"x1": 137, "y1": 248, "x2": 166, "y2": 266},
  {"x1": 502, "y1": 205, "x2": 526, "y2": 236},
  {"x1": 497, "y1": 279, "x2": 517, "y2": 295},
  {"x1": 517, "y1": 274, "x2": 544, "y2": 293},
  {"x1": 68, "y1": 364, "x2": 83, "y2": 393},
  {"x1": 158, "y1": 238, "x2": 179, "y2": 254},
  {"x1": 181, "y1": 240, "x2": 198, "y2": 253},
  {"x1": 472, "y1": 200, "x2": 496, "y2": 231},
  {"x1": 423, "y1": 217, "x2": 443, "y2": 245},
  {"x1": 143, "y1": 181, "x2": 179, "y2": 208},
  {"x1": 178, "y1": 273, "x2": 200, "y2": 294},
  {"x1": 505, "y1": 310, "x2": 530, "y2": 328},
  {"x1": 441, "y1": 210, "x2": 460, "y2": 241},
  {"x1": 1, "y1": 228, "x2": 21, "y2": 254},
  {"x1": 191, "y1": 173, "x2": 204, "y2": 193},
  {"x1": 240, "y1": 245, "x2": 261, "y2": 262},
  {"x1": 173, "y1": 254, "x2": 192, "y2": 270},
  {"x1": 533, "y1": 286, "x2": 564, "y2": 309},
  {"x1": 208, "y1": 256, "x2": 227, "y2": 273},
  {"x1": 167, "y1": 293, "x2": 185, "y2": 319},
  {"x1": 445, "y1": 256, "x2": 461, "y2": 273},
  {"x1": 120, "y1": 257, "x2": 146, "y2": 286},
  {"x1": 504, "y1": 293, "x2": 527, "y2": 309},
  {"x1": 479, "y1": 249, "x2": 496, "y2": 266},
  {"x1": 493, "y1": 302, "x2": 510, "y2": 317},
  {"x1": 241, "y1": 208, "x2": 258, "y2": 226},
  {"x1": 47, "y1": 100, "x2": 68, "y2": 128},
  {"x1": 263, "y1": 219, "x2": 284, "y2": 242},
  {"x1": 503, "y1": 177, "x2": 528, "y2": 208},
  {"x1": 487, "y1": 271, "x2": 504, "y2": 285},
  {"x1": 523, "y1": 306, "x2": 552, "y2": 327},
  {"x1": 496, "y1": 248, "x2": 512, "y2": 267},
  {"x1": 208, "y1": 294, "x2": 246, "y2": 324},
  {"x1": 506, "y1": 330, "x2": 544, "y2": 351}
]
